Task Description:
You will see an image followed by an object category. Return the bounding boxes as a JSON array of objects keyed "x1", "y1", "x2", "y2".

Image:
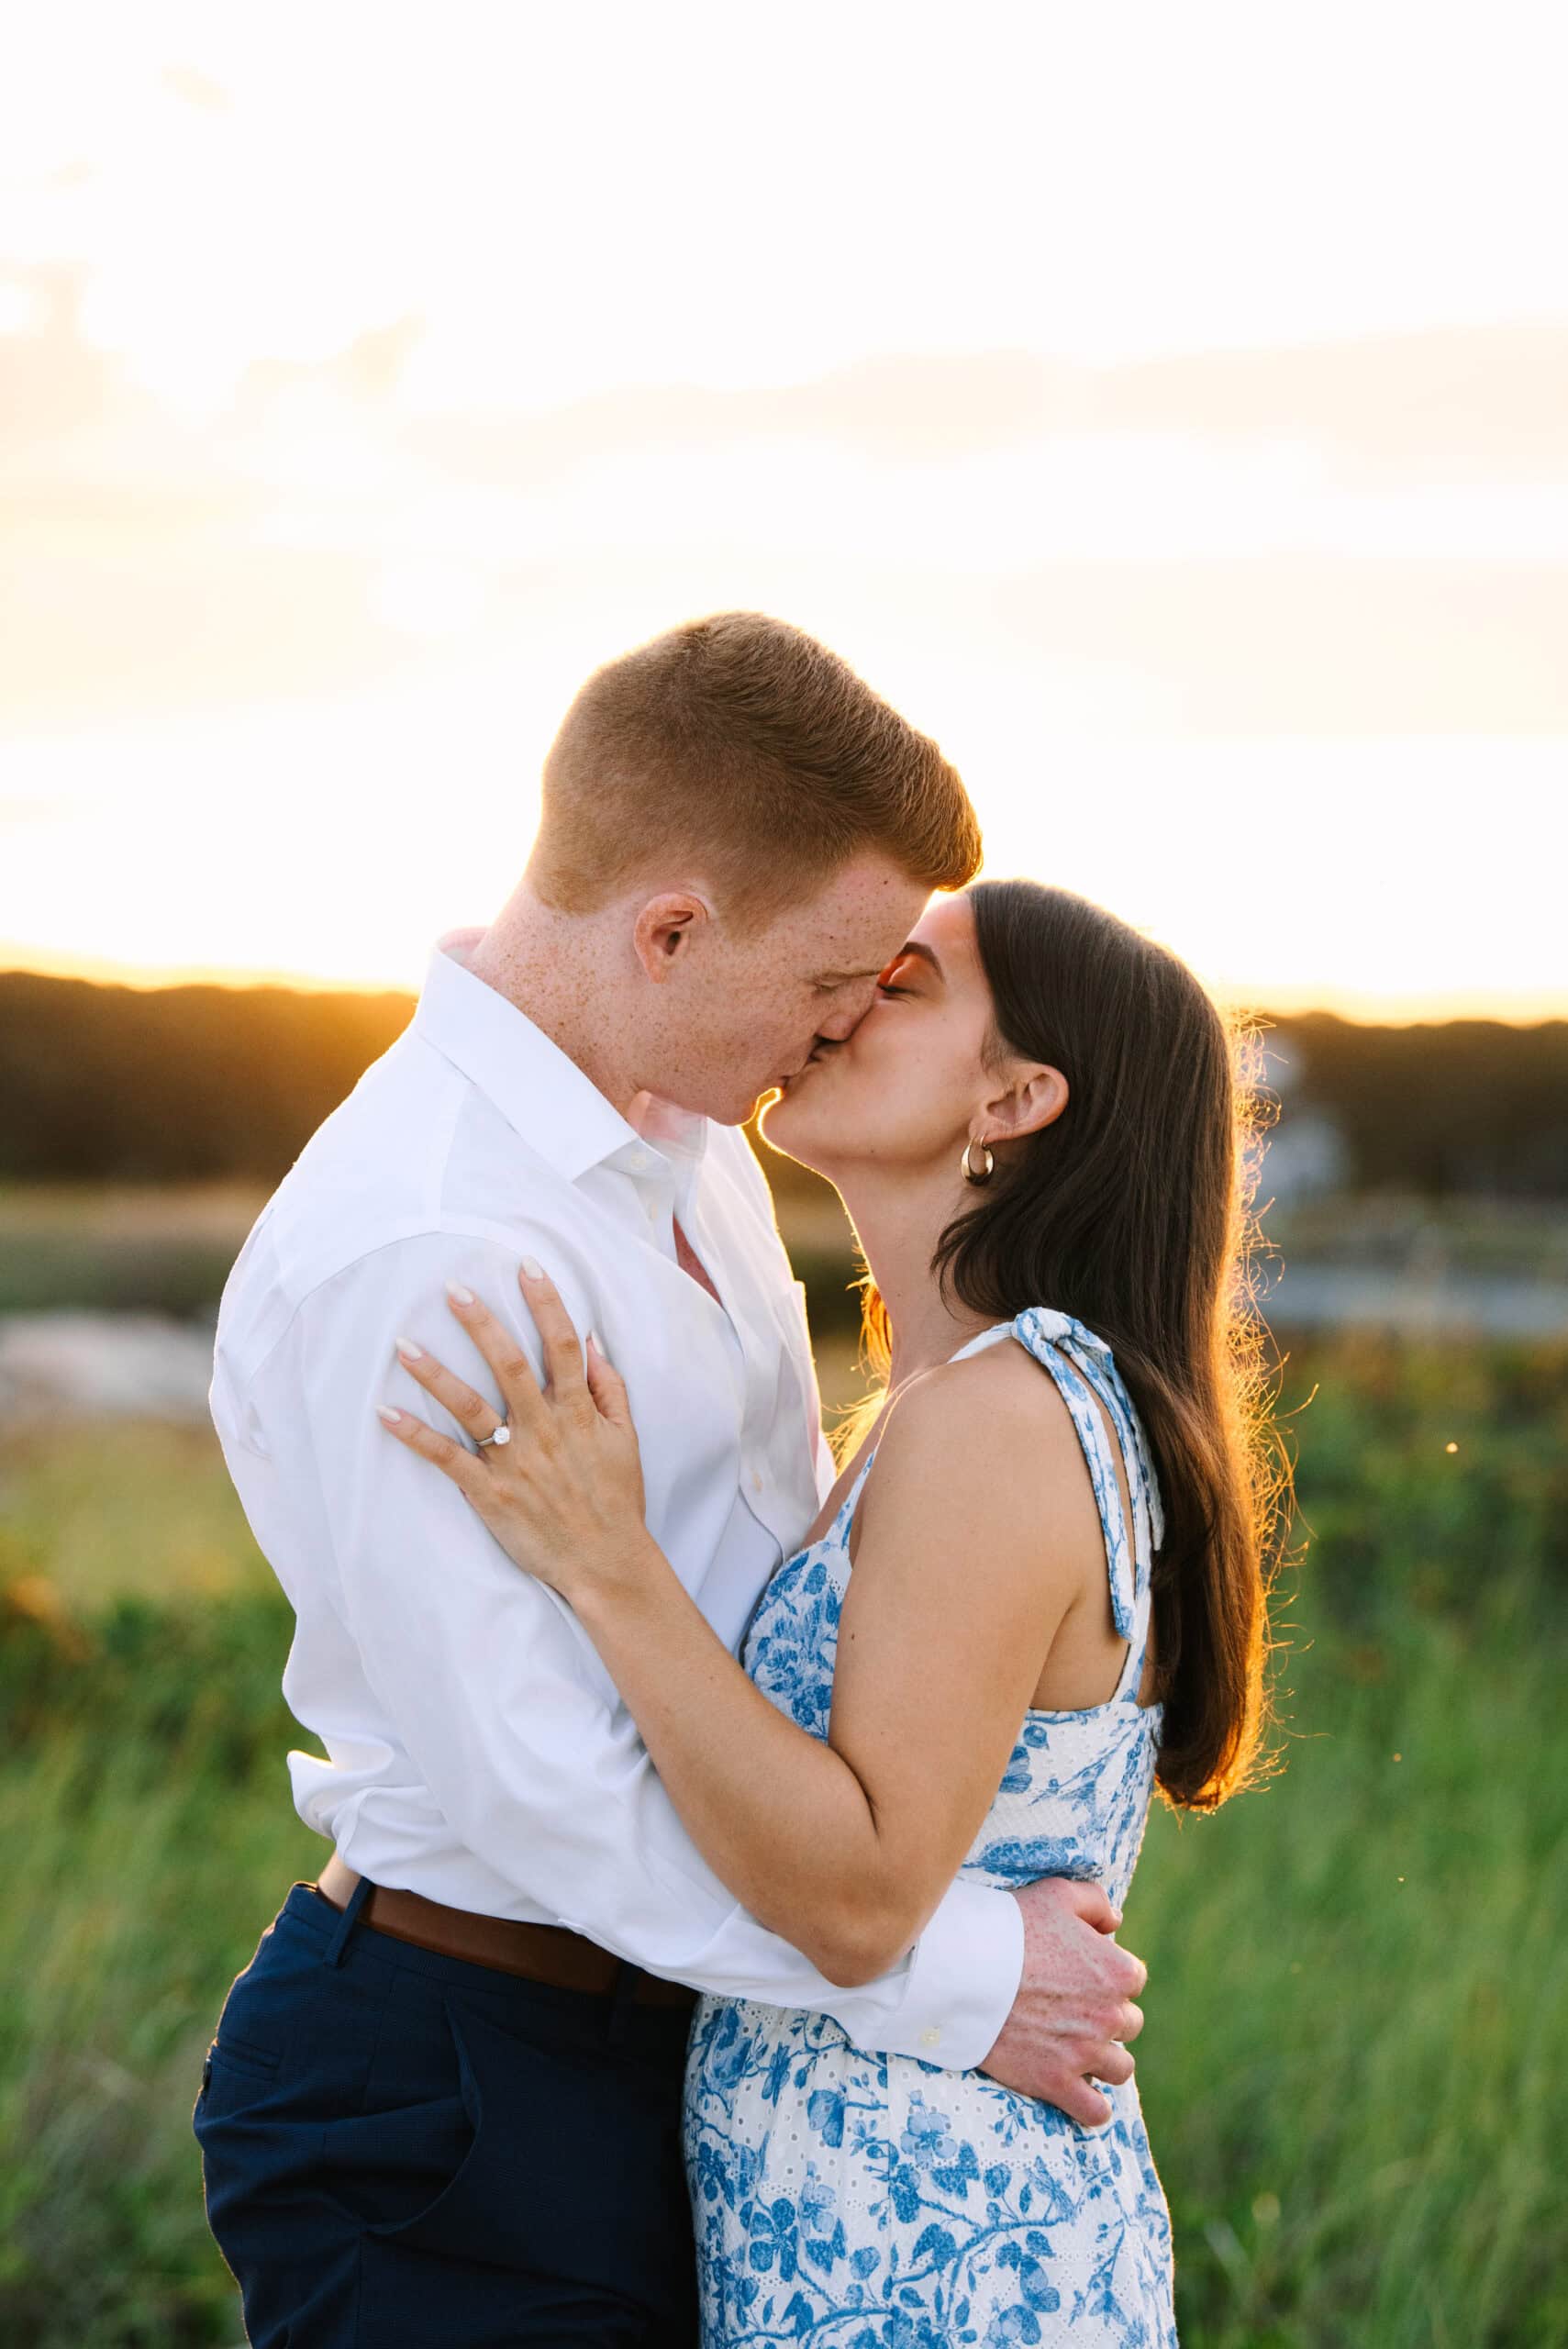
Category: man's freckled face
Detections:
[
  {"x1": 731, "y1": 969, "x2": 892, "y2": 1112},
  {"x1": 666, "y1": 858, "x2": 931, "y2": 1124}
]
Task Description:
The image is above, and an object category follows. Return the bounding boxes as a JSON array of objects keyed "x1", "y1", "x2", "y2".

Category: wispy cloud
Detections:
[{"x1": 3, "y1": 284, "x2": 1566, "y2": 737}]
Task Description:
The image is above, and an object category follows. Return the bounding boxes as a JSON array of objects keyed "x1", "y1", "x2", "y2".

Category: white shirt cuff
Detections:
[{"x1": 892, "y1": 1878, "x2": 1024, "y2": 2072}]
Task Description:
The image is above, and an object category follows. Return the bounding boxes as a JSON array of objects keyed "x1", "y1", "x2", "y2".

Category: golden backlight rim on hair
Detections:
[{"x1": 531, "y1": 611, "x2": 982, "y2": 930}]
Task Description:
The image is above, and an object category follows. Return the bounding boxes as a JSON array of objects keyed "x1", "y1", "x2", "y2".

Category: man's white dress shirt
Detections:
[{"x1": 211, "y1": 947, "x2": 1024, "y2": 2069}]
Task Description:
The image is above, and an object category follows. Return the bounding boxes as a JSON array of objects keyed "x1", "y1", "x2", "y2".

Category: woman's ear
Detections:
[{"x1": 982, "y1": 1062, "x2": 1069, "y2": 1143}]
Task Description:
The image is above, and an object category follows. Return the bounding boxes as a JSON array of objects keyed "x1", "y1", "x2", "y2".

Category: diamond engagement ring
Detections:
[{"x1": 476, "y1": 1423, "x2": 511, "y2": 1449}]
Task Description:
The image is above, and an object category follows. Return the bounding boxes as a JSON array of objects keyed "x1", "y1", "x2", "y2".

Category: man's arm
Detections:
[
  {"x1": 267, "y1": 1230, "x2": 1024, "y2": 2072},
  {"x1": 381, "y1": 1263, "x2": 1148, "y2": 2122}
]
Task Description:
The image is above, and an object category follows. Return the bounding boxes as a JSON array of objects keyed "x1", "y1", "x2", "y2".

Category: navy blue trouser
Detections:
[{"x1": 193, "y1": 1878, "x2": 699, "y2": 2345}]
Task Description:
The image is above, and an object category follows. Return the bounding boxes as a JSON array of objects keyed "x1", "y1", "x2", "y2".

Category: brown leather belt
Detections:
[{"x1": 314, "y1": 1852, "x2": 698, "y2": 2013}]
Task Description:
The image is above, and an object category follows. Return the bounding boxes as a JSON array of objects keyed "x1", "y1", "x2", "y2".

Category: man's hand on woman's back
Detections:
[{"x1": 978, "y1": 1878, "x2": 1147, "y2": 2127}]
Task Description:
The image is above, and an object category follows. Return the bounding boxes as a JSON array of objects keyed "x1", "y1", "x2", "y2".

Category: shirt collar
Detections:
[
  {"x1": 411, "y1": 947, "x2": 708, "y2": 1191},
  {"x1": 627, "y1": 1088, "x2": 710, "y2": 1222}
]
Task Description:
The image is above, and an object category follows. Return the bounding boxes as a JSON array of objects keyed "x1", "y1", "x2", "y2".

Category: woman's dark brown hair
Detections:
[{"x1": 859, "y1": 879, "x2": 1285, "y2": 1810}]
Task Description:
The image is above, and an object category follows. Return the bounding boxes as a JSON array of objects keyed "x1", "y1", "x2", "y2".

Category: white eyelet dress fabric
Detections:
[{"x1": 683, "y1": 1308, "x2": 1179, "y2": 2345}]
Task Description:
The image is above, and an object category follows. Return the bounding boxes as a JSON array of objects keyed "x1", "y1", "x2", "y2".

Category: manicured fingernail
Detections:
[
  {"x1": 395, "y1": 1335, "x2": 424, "y2": 1360},
  {"x1": 586, "y1": 1331, "x2": 602, "y2": 1354},
  {"x1": 520, "y1": 1256, "x2": 543, "y2": 1280},
  {"x1": 446, "y1": 1283, "x2": 474, "y2": 1305},
  {"x1": 377, "y1": 1405, "x2": 403, "y2": 1425}
]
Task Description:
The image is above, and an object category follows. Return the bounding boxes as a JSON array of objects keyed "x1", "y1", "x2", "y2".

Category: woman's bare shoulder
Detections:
[{"x1": 866, "y1": 1337, "x2": 1090, "y2": 1526}]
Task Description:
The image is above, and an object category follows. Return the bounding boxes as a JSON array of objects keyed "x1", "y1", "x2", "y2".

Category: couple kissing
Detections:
[{"x1": 195, "y1": 611, "x2": 1271, "y2": 2346}]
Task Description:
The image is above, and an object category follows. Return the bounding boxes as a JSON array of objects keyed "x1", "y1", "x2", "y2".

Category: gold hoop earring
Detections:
[{"x1": 961, "y1": 1137, "x2": 995, "y2": 1186}]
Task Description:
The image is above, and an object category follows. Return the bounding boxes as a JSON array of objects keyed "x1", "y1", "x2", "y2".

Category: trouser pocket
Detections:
[{"x1": 358, "y1": 1987, "x2": 694, "y2": 2309}]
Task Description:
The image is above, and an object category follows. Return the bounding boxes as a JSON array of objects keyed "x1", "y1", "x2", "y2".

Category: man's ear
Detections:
[
  {"x1": 631, "y1": 892, "x2": 713, "y2": 984},
  {"x1": 982, "y1": 1062, "x2": 1069, "y2": 1143}
]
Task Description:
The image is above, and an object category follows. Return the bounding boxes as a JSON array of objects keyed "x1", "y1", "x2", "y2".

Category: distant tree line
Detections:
[
  {"x1": 2, "y1": 972, "x2": 1565, "y2": 1198},
  {"x1": 0, "y1": 974, "x2": 411, "y2": 1185},
  {"x1": 1267, "y1": 1012, "x2": 1568, "y2": 1197}
]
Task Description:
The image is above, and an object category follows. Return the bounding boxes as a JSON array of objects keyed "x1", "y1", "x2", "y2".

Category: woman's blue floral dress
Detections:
[{"x1": 683, "y1": 1308, "x2": 1178, "y2": 2345}]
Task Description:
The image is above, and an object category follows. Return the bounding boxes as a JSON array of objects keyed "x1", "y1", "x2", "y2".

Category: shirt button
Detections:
[
  {"x1": 919, "y1": 2026, "x2": 941, "y2": 2048},
  {"x1": 751, "y1": 1470, "x2": 764, "y2": 1495},
  {"x1": 644, "y1": 1197, "x2": 660, "y2": 1220}
]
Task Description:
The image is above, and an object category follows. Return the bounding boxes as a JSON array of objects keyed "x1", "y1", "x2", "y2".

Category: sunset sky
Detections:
[{"x1": 2, "y1": 3, "x2": 1564, "y2": 1020}]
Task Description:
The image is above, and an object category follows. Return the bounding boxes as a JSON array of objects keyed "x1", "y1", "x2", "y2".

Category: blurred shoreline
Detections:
[{"x1": 2, "y1": 1181, "x2": 1565, "y2": 1430}]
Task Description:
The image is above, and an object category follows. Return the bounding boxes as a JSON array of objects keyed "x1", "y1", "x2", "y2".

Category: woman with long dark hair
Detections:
[{"x1": 384, "y1": 877, "x2": 1283, "y2": 2343}]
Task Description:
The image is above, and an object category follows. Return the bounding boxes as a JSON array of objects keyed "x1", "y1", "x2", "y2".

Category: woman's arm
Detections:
[{"x1": 382, "y1": 1264, "x2": 1097, "y2": 1986}]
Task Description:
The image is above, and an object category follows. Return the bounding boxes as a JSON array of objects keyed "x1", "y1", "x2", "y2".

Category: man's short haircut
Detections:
[{"x1": 532, "y1": 612, "x2": 982, "y2": 926}]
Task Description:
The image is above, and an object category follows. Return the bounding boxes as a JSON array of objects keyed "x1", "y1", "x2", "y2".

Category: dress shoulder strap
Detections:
[
  {"x1": 1006, "y1": 1307, "x2": 1165, "y2": 1640},
  {"x1": 834, "y1": 1316, "x2": 1165, "y2": 1635}
]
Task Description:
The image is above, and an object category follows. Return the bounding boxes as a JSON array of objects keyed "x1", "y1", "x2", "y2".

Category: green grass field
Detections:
[{"x1": 2, "y1": 1330, "x2": 1564, "y2": 2346}]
